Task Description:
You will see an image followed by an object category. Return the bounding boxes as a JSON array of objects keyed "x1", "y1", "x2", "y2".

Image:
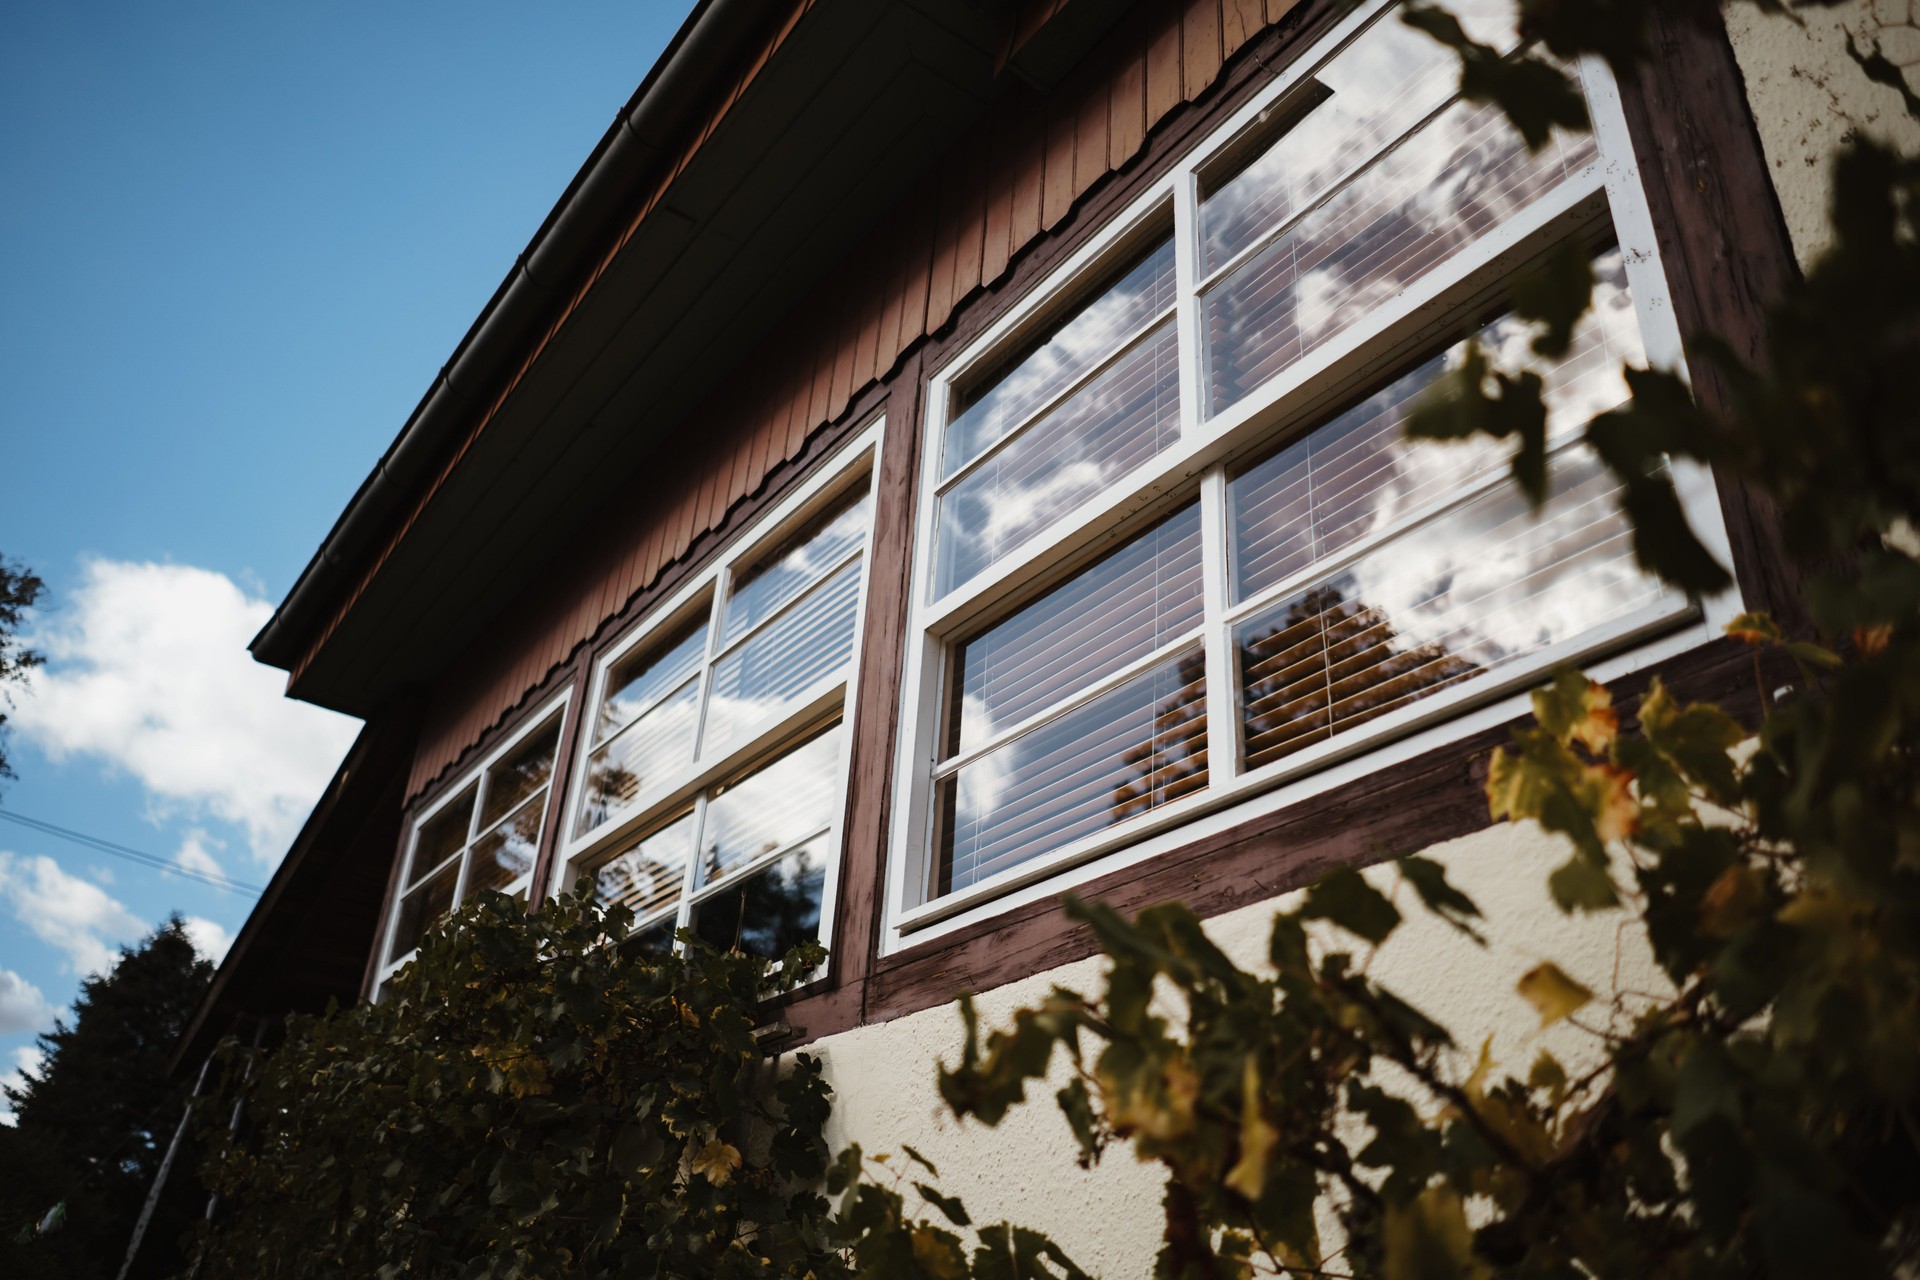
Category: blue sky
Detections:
[{"x1": 0, "y1": 0, "x2": 693, "y2": 1111}]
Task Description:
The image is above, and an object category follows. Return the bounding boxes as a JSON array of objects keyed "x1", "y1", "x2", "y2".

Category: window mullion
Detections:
[
  {"x1": 1199, "y1": 466, "x2": 1240, "y2": 793},
  {"x1": 692, "y1": 577, "x2": 729, "y2": 762},
  {"x1": 676, "y1": 792, "x2": 711, "y2": 953},
  {"x1": 1173, "y1": 168, "x2": 1206, "y2": 439}
]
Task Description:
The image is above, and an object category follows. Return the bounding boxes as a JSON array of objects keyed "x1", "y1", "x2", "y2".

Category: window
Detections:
[
  {"x1": 379, "y1": 696, "x2": 568, "y2": 980},
  {"x1": 554, "y1": 424, "x2": 882, "y2": 963},
  {"x1": 887, "y1": 0, "x2": 1737, "y2": 946}
]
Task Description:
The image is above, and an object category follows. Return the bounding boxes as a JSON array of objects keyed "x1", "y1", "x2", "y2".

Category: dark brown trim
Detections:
[
  {"x1": 528, "y1": 651, "x2": 596, "y2": 907},
  {"x1": 1612, "y1": 4, "x2": 1808, "y2": 633}
]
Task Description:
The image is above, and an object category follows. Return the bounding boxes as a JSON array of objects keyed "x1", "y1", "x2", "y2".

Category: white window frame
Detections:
[
  {"x1": 548, "y1": 420, "x2": 885, "y2": 961},
  {"x1": 882, "y1": 0, "x2": 1743, "y2": 953},
  {"x1": 374, "y1": 687, "x2": 573, "y2": 989}
]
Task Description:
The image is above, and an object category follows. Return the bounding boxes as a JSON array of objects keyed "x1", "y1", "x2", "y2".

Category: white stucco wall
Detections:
[
  {"x1": 809, "y1": 821, "x2": 1666, "y2": 1277},
  {"x1": 1726, "y1": 0, "x2": 1920, "y2": 264}
]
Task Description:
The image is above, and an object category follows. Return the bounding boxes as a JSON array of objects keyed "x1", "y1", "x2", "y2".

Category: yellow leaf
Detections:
[
  {"x1": 1224, "y1": 1056, "x2": 1278, "y2": 1201},
  {"x1": 1384, "y1": 1186, "x2": 1488, "y2": 1280},
  {"x1": 1517, "y1": 963, "x2": 1593, "y2": 1027},
  {"x1": 1698, "y1": 864, "x2": 1765, "y2": 938},
  {"x1": 1577, "y1": 762, "x2": 1639, "y2": 842},
  {"x1": 910, "y1": 1227, "x2": 969, "y2": 1280},
  {"x1": 1533, "y1": 669, "x2": 1618, "y2": 754},
  {"x1": 691, "y1": 1140, "x2": 741, "y2": 1185},
  {"x1": 1724, "y1": 611, "x2": 1783, "y2": 646}
]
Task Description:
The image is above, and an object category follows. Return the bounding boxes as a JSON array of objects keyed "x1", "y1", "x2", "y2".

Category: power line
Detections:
[{"x1": 0, "y1": 807, "x2": 262, "y2": 897}]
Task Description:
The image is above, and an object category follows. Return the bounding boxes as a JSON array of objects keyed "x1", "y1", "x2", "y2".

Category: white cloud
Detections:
[
  {"x1": 1, "y1": 1045, "x2": 48, "y2": 1125},
  {"x1": 0, "y1": 851, "x2": 146, "y2": 976},
  {"x1": 181, "y1": 915, "x2": 233, "y2": 965},
  {"x1": 174, "y1": 829, "x2": 224, "y2": 879},
  {"x1": 0, "y1": 969, "x2": 54, "y2": 1034},
  {"x1": 13, "y1": 559, "x2": 361, "y2": 865}
]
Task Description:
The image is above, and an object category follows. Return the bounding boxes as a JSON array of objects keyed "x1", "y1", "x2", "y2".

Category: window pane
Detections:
[
  {"x1": 689, "y1": 837, "x2": 828, "y2": 959},
  {"x1": 576, "y1": 678, "x2": 701, "y2": 836},
  {"x1": 704, "y1": 560, "x2": 861, "y2": 756},
  {"x1": 596, "y1": 613, "x2": 707, "y2": 746},
  {"x1": 950, "y1": 503, "x2": 1204, "y2": 756},
  {"x1": 389, "y1": 856, "x2": 462, "y2": 962},
  {"x1": 1204, "y1": 97, "x2": 1597, "y2": 415},
  {"x1": 1199, "y1": 0, "x2": 1520, "y2": 273},
  {"x1": 937, "y1": 319, "x2": 1182, "y2": 595},
  {"x1": 946, "y1": 234, "x2": 1176, "y2": 476},
  {"x1": 479, "y1": 715, "x2": 561, "y2": 830},
  {"x1": 409, "y1": 785, "x2": 475, "y2": 887},
  {"x1": 630, "y1": 917, "x2": 678, "y2": 957},
  {"x1": 591, "y1": 810, "x2": 696, "y2": 922},
  {"x1": 722, "y1": 485, "x2": 873, "y2": 647},
  {"x1": 1237, "y1": 449, "x2": 1674, "y2": 770},
  {"x1": 466, "y1": 791, "x2": 545, "y2": 896},
  {"x1": 1230, "y1": 250, "x2": 1643, "y2": 602},
  {"x1": 936, "y1": 648, "x2": 1207, "y2": 895},
  {"x1": 700, "y1": 728, "x2": 842, "y2": 886}
]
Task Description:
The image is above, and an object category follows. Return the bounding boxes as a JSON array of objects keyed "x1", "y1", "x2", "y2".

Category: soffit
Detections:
[{"x1": 282, "y1": 0, "x2": 1060, "y2": 714}]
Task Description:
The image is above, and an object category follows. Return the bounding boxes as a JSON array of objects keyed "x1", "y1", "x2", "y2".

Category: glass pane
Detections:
[
  {"x1": 1200, "y1": 0, "x2": 1520, "y2": 273},
  {"x1": 1230, "y1": 249, "x2": 1643, "y2": 602},
  {"x1": 596, "y1": 612, "x2": 707, "y2": 746},
  {"x1": 1204, "y1": 97, "x2": 1597, "y2": 415},
  {"x1": 949, "y1": 502, "x2": 1204, "y2": 757},
  {"x1": 409, "y1": 784, "x2": 475, "y2": 887},
  {"x1": 937, "y1": 319, "x2": 1181, "y2": 595},
  {"x1": 700, "y1": 728, "x2": 843, "y2": 886},
  {"x1": 630, "y1": 917, "x2": 678, "y2": 957},
  {"x1": 946, "y1": 233, "x2": 1177, "y2": 476},
  {"x1": 704, "y1": 560, "x2": 861, "y2": 756},
  {"x1": 722, "y1": 485, "x2": 873, "y2": 647},
  {"x1": 466, "y1": 791, "x2": 545, "y2": 897},
  {"x1": 689, "y1": 838, "x2": 828, "y2": 959},
  {"x1": 935, "y1": 648, "x2": 1207, "y2": 895},
  {"x1": 1236, "y1": 450, "x2": 1674, "y2": 771},
  {"x1": 575, "y1": 678, "x2": 701, "y2": 836},
  {"x1": 591, "y1": 811, "x2": 696, "y2": 921},
  {"x1": 479, "y1": 714, "x2": 561, "y2": 830},
  {"x1": 389, "y1": 855, "x2": 462, "y2": 962}
]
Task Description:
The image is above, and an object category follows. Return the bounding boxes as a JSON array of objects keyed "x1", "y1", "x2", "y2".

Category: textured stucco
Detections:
[
  {"x1": 807, "y1": 822, "x2": 1666, "y2": 1276},
  {"x1": 1727, "y1": 0, "x2": 1920, "y2": 264}
]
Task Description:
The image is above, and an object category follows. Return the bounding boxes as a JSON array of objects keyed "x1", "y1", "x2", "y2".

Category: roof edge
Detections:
[{"x1": 250, "y1": 0, "x2": 769, "y2": 674}]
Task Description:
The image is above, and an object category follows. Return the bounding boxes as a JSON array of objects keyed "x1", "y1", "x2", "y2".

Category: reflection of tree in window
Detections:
[
  {"x1": 690, "y1": 846, "x2": 825, "y2": 960},
  {"x1": 1111, "y1": 649, "x2": 1210, "y2": 822},
  {"x1": 1239, "y1": 576, "x2": 1484, "y2": 769}
]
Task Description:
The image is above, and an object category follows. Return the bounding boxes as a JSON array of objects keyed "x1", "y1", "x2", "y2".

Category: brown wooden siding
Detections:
[{"x1": 404, "y1": 0, "x2": 1308, "y2": 804}]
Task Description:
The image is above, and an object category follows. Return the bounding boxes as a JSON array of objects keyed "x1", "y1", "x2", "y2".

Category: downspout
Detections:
[{"x1": 115, "y1": 1056, "x2": 212, "y2": 1280}]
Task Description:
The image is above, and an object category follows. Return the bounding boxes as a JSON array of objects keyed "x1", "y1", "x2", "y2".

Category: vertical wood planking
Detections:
[{"x1": 402, "y1": 0, "x2": 1302, "y2": 802}]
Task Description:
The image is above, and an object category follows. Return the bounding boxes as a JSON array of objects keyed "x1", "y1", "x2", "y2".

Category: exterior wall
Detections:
[
  {"x1": 403, "y1": 0, "x2": 1316, "y2": 808},
  {"x1": 1726, "y1": 0, "x2": 1920, "y2": 265},
  {"x1": 371, "y1": 0, "x2": 1834, "y2": 1044},
  {"x1": 810, "y1": 822, "x2": 1662, "y2": 1276}
]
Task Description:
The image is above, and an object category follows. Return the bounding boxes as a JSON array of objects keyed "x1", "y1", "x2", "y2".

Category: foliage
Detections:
[
  {"x1": 0, "y1": 554, "x2": 44, "y2": 786},
  {"x1": 926, "y1": 3, "x2": 1920, "y2": 1278},
  {"x1": 186, "y1": 886, "x2": 1086, "y2": 1280},
  {"x1": 1, "y1": 917, "x2": 215, "y2": 1280},
  {"x1": 187, "y1": 889, "x2": 845, "y2": 1279}
]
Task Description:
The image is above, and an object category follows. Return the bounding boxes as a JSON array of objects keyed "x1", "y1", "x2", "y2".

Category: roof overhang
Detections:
[{"x1": 253, "y1": 0, "x2": 1131, "y2": 715}]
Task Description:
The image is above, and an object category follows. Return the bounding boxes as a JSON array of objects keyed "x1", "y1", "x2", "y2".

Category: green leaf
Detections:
[
  {"x1": 1302, "y1": 866, "x2": 1402, "y2": 945},
  {"x1": 1509, "y1": 237, "x2": 1596, "y2": 357},
  {"x1": 1547, "y1": 854, "x2": 1620, "y2": 912}
]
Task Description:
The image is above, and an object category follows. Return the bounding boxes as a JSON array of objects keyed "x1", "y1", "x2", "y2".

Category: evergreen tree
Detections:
[{"x1": 1, "y1": 917, "x2": 214, "y2": 1279}]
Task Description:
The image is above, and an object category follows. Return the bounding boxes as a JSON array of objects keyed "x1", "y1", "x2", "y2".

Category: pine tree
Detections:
[{"x1": 0, "y1": 917, "x2": 214, "y2": 1279}]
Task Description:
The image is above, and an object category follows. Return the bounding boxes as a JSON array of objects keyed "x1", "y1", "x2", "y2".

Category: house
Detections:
[{"x1": 170, "y1": 0, "x2": 1912, "y2": 1267}]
